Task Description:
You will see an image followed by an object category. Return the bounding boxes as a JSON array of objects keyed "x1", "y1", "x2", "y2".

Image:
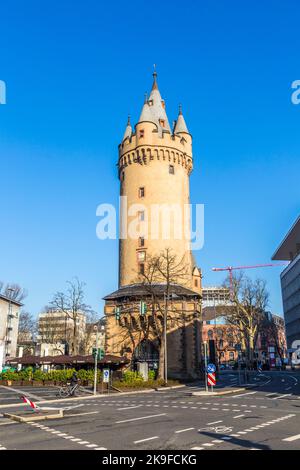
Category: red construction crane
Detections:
[{"x1": 212, "y1": 263, "x2": 289, "y2": 298}]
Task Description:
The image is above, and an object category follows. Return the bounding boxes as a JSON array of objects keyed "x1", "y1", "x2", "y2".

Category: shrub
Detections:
[
  {"x1": 148, "y1": 370, "x2": 156, "y2": 380},
  {"x1": 122, "y1": 371, "x2": 144, "y2": 384}
]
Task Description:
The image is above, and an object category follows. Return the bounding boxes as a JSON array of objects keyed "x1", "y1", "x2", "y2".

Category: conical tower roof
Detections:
[
  {"x1": 122, "y1": 115, "x2": 132, "y2": 141},
  {"x1": 137, "y1": 71, "x2": 171, "y2": 133},
  {"x1": 173, "y1": 105, "x2": 189, "y2": 134}
]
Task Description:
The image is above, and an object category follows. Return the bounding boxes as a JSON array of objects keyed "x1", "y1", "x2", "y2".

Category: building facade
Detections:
[
  {"x1": 104, "y1": 72, "x2": 202, "y2": 379},
  {"x1": 37, "y1": 310, "x2": 86, "y2": 356},
  {"x1": 272, "y1": 216, "x2": 300, "y2": 361},
  {"x1": 0, "y1": 294, "x2": 21, "y2": 371}
]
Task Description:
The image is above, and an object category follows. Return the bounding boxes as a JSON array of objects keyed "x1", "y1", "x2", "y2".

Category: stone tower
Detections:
[
  {"x1": 118, "y1": 71, "x2": 199, "y2": 290},
  {"x1": 104, "y1": 72, "x2": 202, "y2": 380}
]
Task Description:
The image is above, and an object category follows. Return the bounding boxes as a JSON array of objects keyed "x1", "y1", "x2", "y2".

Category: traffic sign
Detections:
[
  {"x1": 207, "y1": 372, "x2": 216, "y2": 386},
  {"x1": 103, "y1": 369, "x2": 110, "y2": 383},
  {"x1": 207, "y1": 363, "x2": 216, "y2": 373}
]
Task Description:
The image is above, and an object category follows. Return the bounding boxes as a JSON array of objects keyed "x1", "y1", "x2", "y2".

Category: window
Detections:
[
  {"x1": 139, "y1": 130, "x2": 144, "y2": 138},
  {"x1": 194, "y1": 279, "x2": 198, "y2": 287},
  {"x1": 229, "y1": 352, "x2": 234, "y2": 360},
  {"x1": 137, "y1": 251, "x2": 146, "y2": 262},
  {"x1": 139, "y1": 263, "x2": 145, "y2": 275},
  {"x1": 139, "y1": 187, "x2": 145, "y2": 198},
  {"x1": 138, "y1": 211, "x2": 145, "y2": 222},
  {"x1": 121, "y1": 171, "x2": 125, "y2": 181},
  {"x1": 139, "y1": 236, "x2": 145, "y2": 247},
  {"x1": 159, "y1": 119, "x2": 165, "y2": 127},
  {"x1": 169, "y1": 165, "x2": 174, "y2": 175},
  {"x1": 219, "y1": 339, "x2": 224, "y2": 348}
]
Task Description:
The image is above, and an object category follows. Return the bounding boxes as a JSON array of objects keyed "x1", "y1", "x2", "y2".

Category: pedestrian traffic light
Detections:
[
  {"x1": 139, "y1": 300, "x2": 147, "y2": 315},
  {"x1": 99, "y1": 348, "x2": 105, "y2": 360},
  {"x1": 115, "y1": 306, "x2": 121, "y2": 320},
  {"x1": 92, "y1": 348, "x2": 105, "y2": 360}
]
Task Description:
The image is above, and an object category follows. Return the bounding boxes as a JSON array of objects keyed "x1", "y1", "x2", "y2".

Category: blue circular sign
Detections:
[{"x1": 207, "y1": 363, "x2": 216, "y2": 373}]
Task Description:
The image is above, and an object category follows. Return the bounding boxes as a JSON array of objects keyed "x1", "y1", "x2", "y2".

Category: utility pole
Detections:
[
  {"x1": 164, "y1": 292, "x2": 168, "y2": 386},
  {"x1": 203, "y1": 341, "x2": 208, "y2": 392},
  {"x1": 93, "y1": 324, "x2": 98, "y2": 395}
]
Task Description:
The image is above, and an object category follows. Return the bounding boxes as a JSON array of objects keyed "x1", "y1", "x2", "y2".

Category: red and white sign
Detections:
[
  {"x1": 21, "y1": 395, "x2": 40, "y2": 411},
  {"x1": 207, "y1": 372, "x2": 216, "y2": 386}
]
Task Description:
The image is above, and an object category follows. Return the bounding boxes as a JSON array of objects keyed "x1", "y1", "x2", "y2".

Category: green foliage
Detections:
[
  {"x1": 0, "y1": 368, "x2": 101, "y2": 384},
  {"x1": 148, "y1": 369, "x2": 156, "y2": 380},
  {"x1": 122, "y1": 371, "x2": 144, "y2": 384}
]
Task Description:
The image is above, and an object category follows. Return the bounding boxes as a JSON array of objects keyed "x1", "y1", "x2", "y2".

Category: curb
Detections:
[
  {"x1": 192, "y1": 388, "x2": 246, "y2": 396},
  {"x1": 4, "y1": 410, "x2": 63, "y2": 423},
  {"x1": 0, "y1": 384, "x2": 185, "y2": 410}
]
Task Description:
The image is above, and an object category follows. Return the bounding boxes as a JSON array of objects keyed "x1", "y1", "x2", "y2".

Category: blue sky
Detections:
[{"x1": 0, "y1": 0, "x2": 299, "y2": 318}]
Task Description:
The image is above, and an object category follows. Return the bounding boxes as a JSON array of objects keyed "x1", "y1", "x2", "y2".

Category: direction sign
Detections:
[
  {"x1": 207, "y1": 372, "x2": 216, "y2": 386},
  {"x1": 207, "y1": 363, "x2": 216, "y2": 373},
  {"x1": 103, "y1": 369, "x2": 110, "y2": 383}
]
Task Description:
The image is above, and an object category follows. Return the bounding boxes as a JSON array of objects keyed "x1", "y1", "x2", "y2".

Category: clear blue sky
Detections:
[{"x1": 0, "y1": 0, "x2": 299, "y2": 318}]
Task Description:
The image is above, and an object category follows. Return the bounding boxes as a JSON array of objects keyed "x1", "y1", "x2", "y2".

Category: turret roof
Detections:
[{"x1": 173, "y1": 105, "x2": 189, "y2": 134}]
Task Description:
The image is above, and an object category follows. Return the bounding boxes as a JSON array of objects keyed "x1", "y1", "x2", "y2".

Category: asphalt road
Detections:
[{"x1": 1, "y1": 371, "x2": 300, "y2": 451}]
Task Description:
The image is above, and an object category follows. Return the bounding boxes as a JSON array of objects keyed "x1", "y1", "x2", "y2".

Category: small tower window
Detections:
[
  {"x1": 194, "y1": 279, "x2": 198, "y2": 287},
  {"x1": 138, "y1": 211, "x2": 145, "y2": 222},
  {"x1": 121, "y1": 171, "x2": 125, "y2": 181},
  {"x1": 139, "y1": 130, "x2": 145, "y2": 138},
  {"x1": 169, "y1": 165, "x2": 175, "y2": 175},
  {"x1": 159, "y1": 119, "x2": 165, "y2": 127},
  {"x1": 139, "y1": 263, "x2": 145, "y2": 275},
  {"x1": 137, "y1": 251, "x2": 146, "y2": 262},
  {"x1": 139, "y1": 187, "x2": 145, "y2": 198},
  {"x1": 139, "y1": 236, "x2": 145, "y2": 247}
]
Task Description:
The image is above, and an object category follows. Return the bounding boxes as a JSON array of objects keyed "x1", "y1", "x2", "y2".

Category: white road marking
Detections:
[
  {"x1": 116, "y1": 413, "x2": 166, "y2": 424},
  {"x1": 175, "y1": 427, "x2": 195, "y2": 433},
  {"x1": 233, "y1": 391, "x2": 257, "y2": 398},
  {"x1": 272, "y1": 394, "x2": 292, "y2": 400},
  {"x1": 117, "y1": 405, "x2": 142, "y2": 411},
  {"x1": 233, "y1": 414, "x2": 245, "y2": 419},
  {"x1": 134, "y1": 436, "x2": 159, "y2": 444},
  {"x1": 202, "y1": 443, "x2": 214, "y2": 447},
  {"x1": 78, "y1": 441, "x2": 90, "y2": 445},
  {"x1": 207, "y1": 420, "x2": 223, "y2": 425},
  {"x1": 191, "y1": 447, "x2": 204, "y2": 450},
  {"x1": 283, "y1": 434, "x2": 300, "y2": 442}
]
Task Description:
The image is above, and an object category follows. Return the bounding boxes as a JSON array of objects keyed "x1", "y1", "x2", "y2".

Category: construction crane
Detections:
[{"x1": 212, "y1": 263, "x2": 289, "y2": 298}]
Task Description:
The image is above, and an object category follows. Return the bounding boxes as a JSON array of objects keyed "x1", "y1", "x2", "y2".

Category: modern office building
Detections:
[{"x1": 272, "y1": 216, "x2": 300, "y2": 358}]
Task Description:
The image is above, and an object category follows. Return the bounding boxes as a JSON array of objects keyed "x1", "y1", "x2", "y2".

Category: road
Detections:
[{"x1": 0, "y1": 371, "x2": 300, "y2": 450}]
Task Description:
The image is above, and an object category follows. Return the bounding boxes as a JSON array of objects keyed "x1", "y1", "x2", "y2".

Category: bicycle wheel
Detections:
[{"x1": 58, "y1": 387, "x2": 70, "y2": 398}]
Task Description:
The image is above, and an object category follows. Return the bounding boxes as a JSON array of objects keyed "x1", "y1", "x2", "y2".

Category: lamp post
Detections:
[
  {"x1": 93, "y1": 324, "x2": 99, "y2": 395},
  {"x1": 163, "y1": 292, "x2": 168, "y2": 386}
]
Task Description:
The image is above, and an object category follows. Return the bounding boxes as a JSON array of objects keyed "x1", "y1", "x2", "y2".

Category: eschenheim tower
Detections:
[{"x1": 104, "y1": 71, "x2": 202, "y2": 379}]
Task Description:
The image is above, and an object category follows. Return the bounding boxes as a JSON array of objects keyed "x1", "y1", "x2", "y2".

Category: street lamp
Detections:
[{"x1": 93, "y1": 324, "x2": 99, "y2": 395}]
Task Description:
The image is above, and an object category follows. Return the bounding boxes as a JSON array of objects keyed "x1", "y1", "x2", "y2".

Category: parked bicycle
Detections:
[{"x1": 57, "y1": 382, "x2": 80, "y2": 398}]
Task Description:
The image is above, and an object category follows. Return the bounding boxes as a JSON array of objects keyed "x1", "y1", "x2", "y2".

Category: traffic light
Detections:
[
  {"x1": 139, "y1": 300, "x2": 147, "y2": 315},
  {"x1": 115, "y1": 306, "x2": 121, "y2": 320},
  {"x1": 92, "y1": 348, "x2": 105, "y2": 360},
  {"x1": 99, "y1": 348, "x2": 105, "y2": 359}
]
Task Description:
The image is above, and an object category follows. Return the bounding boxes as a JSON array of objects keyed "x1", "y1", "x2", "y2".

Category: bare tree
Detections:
[
  {"x1": 49, "y1": 278, "x2": 92, "y2": 355},
  {"x1": 82, "y1": 311, "x2": 102, "y2": 354},
  {"x1": 0, "y1": 281, "x2": 27, "y2": 302},
  {"x1": 220, "y1": 273, "x2": 269, "y2": 366},
  {"x1": 18, "y1": 311, "x2": 37, "y2": 343}
]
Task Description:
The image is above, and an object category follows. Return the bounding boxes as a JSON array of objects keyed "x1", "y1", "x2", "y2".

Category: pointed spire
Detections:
[
  {"x1": 173, "y1": 104, "x2": 189, "y2": 134},
  {"x1": 151, "y1": 64, "x2": 158, "y2": 90},
  {"x1": 122, "y1": 115, "x2": 132, "y2": 141},
  {"x1": 138, "y1": 101, "x2": 154, "y2": 123}
]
